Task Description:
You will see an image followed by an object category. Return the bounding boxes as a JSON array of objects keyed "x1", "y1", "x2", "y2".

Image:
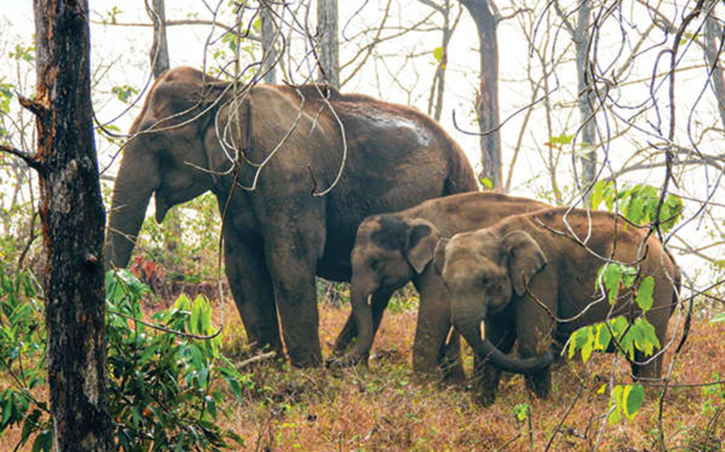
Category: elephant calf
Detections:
[
  {"x1": 331, "y1": 191, "x2": 548, "y2": 382},
  {"x1": 436, "y1": 207, "x2": 680, "y2": 403}
]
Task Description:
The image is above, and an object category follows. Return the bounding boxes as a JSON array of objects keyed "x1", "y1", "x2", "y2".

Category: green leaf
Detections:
[
  {"x1": 479, "y1": 177, "x2": 493, "y2": 189},
  {"x1": 549, "y1": 132, "x2": 573, "y2": 145},
  {"x1": 600, "y1": 264, "x2": 621, "y2": 303},
  {"x1": 590, "y1": 181, "x2": 610, "y2": 210},
  {"x1": 513, "y1": 403, "x2": 529, "y2": 421},
  {"x1": 711, "y1": 312, "x2": 725, "y2": 323},
  {"x1": 632, "y1": 317, "x2": 660, "y2": 356},
  {"x1": 624, "y1": 384, "x2": 645, "y2": 419},
  {"x1": 595, "y1": 322, "x2": 612, "y2": 351},
  {"x1": 636, "y1": 276, "x2": 655, "y2": 313},
  {"x1": 433, "y1": 47, "x2": 444, "y2": 63}
]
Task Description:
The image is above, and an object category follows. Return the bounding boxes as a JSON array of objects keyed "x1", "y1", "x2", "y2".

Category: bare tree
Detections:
[
  {"x1": 148, "y1": 0, "x2": 170, "y2": 78},
  {"x1": 261, "y1": 2, "x2": 280, "y2": 83},
  {"x1": 459, "y1": 0, "x2": 502, "y2": 189},
  {"x1": 420, "y1": 0, "x2": 463, "y2": 121},
  {"x1": 705, "y1": 13, "x2": 725, "y2": 130},
  {"x1": 555, "y1": 0, "x2": 596, "y2": 189},
  {"x1": 317, "y1": 0, "x2": 340, "y2": 88}
]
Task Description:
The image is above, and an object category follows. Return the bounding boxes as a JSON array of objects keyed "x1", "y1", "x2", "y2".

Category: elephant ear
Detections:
[
  {"x1": 404, "y1": 219, "x2": 441, "y2": 274},
  {"x1": 502, "y1": 230, "x2": 547, "y2": 296},
  {"x1": 433, "y1": 238, "x2": 450, "y2": 275}
]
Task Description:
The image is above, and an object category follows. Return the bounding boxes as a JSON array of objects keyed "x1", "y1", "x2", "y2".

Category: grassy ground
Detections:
[
  {"x1": 1, "y1": 293, "x2": 723, "y2": 452},
  {"x1": 218, "y1": 299, "x2": 724, "y2": 452}
]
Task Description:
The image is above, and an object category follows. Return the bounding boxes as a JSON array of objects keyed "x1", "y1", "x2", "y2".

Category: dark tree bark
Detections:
[
  {"x1": 261, "y1": 3, "x2": 279, "y2": 83},
  {"x1": 31, "y1": 0, "x2": 113, "y2": 450},
  {"x1": 148, "y1": 0, "x2": 170, "y2": 78},
  {"x1": 317, "y1": 0, "x2": 340, "y2": 89},
  {"x1": 459, "y1": 0, "x2": 502, "y2": 189}
]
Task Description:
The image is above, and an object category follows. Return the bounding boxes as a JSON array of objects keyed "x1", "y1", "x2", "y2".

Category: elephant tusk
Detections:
[
  {"x1": 479, "y1": 321, "x2": 486, "y2": 341},
  {"x1": 367, "y1": 294, "x2": 373, "y2": 305},
  {"x1": 445, "y1": 326, "x2": 455, "y2": 346}
]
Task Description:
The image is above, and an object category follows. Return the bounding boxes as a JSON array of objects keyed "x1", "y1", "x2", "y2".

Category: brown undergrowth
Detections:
[
  {"x1": 216, "y1": 299, "x2": 724, "y2": 452},
  {"x1": 0, "y1": 291, "x2": 723, "y2": 451}
]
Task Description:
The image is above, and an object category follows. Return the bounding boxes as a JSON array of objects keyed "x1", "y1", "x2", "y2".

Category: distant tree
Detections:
[
  {"x1": 317, "y1": 0, "x2": 340, "y2": 88},
  {"x1": 261, "y1": 2, "x2": 279, "y2": 83},
  {"x1": 16, "y1": 0, "x2": 112, "y2": 450},
  {"x1": 459, "y1": 0, "x2": 502, "y2": 189},
  {"x1": 555, "y1": 0, "x2": 596, "y2": 188},
  {"x1": 148, "y1": 0, "x2": 170, "y2": 78}
]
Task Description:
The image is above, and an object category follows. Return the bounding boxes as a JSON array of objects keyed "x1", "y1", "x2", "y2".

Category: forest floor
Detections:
[
  {"x1": 1, "y1": 290, "x2": 723, "y2": 452},
  {"x1": 215, "y1": 297, "x2": 724, "y2": 452}
]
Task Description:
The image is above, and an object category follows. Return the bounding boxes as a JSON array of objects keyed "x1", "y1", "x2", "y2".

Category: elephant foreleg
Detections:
[
  {"x1": 412, "y1": 270, "x2": 464, "y2": 380},
  {"x1": 224, "y1": 237, "x2": 282, "y2": 357},
  {"x1": 264, "y1": 219, "x2": 326, "y2": 368},
  {"x1": 516, "y1": 280, "x2": 557, "y2": 399},
  {"x1": 473, "y1": 318, "x2": 515, "y2": 405},
  {"x1": 332, "y1": 292, "x2": 391, "y2": 356}
]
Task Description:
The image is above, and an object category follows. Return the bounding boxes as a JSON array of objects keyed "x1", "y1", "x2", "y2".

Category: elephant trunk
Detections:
[
  {"x1": 104, "y1": 144, "x2": 158, "y2": 269},
  {"x1": 348, "y1": 283, "x2": 375, "y2": 359},
  {"x1": 452, "y1": 298, "x2": 553, "y2": 374}
]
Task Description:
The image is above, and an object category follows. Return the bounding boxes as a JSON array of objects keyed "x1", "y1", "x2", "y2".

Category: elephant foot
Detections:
[
  {"x1": 327, "y1": 351, "x2": 368, "y2": 369},
  {"x1": 476, "y1": 389, "x2": 497, "y2": 407},
  {"x1": 441, "y1": 362, "x2": 466, "y2": 385},
  {"x1": 525, "y1": 370, "x2": 551, "y2": 399}
]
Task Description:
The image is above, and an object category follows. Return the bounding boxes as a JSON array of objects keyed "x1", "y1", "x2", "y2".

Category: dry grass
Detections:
[
  {"x1": 1, "y1": 296, "x2": 723, "y2": 452},
  {"x1": 218, "y1": 301, "x2": 724, "y2": 452}
]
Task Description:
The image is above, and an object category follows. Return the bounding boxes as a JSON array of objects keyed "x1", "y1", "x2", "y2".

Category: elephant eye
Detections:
[
  {"x1": 481, "y1": 275, "x2": 490, "y2": 285},
  {"x1": 370, "y1": 259, "x2": 380, "y2": 270}
]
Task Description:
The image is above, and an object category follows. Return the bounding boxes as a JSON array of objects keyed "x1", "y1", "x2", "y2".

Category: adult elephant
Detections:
[
  {"x1": 331, "y1": 192, "x2": 548, "y2": 383},
  {"x1": 104, "y1": 66, "x2": 477, "y2": 368},
  {"x1": 435, "y1": 207, "x2": 680, "y2": 402}
]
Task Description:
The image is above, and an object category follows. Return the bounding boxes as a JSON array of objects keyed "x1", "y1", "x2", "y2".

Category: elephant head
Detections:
[
  {"x1": 105, "y1": 68, "x2": 231, "y2": 268},
  {"x1": 435, "y1": 229, "x2": 554, "y2": 373},
  {"x1": 347, "y1": 215, "x2": 440, "y2": 356}
]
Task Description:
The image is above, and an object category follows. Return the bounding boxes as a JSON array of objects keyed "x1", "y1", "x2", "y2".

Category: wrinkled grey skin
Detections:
[
  {"x1": 104, "y1": 67, "x2": 477, "y2": 368},
  {"x1": 437, "y1": 207, "x2": 680, "y2": 403},
  {"x1": 331, "y1": 192, "x2": 548, "y2": 384}
]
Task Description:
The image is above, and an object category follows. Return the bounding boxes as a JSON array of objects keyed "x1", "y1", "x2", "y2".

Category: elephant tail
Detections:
[{"x1": 443, "y1": 142, "x2": 478, "y2": 195}]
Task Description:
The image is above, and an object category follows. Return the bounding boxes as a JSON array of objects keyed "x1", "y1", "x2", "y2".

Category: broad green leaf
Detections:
[
  {"x1": 632, "y1": 318, "x2": 660, "y2": 356},
  {"x1": 624, "y1": 384, "x2": 645, "y2": 419},
  {"x1": 711, "y1": 312, "x2": 725, "y2": 323},
  {"x1": 479, "y1": 177, "x2": 493, "y2": 189},
  {"x1": 591, "y1": 181, "x2": 610, "y2": 210},
  {"x1": 595, "y1": 322, "x2": 612, "y2": 351},
  {"x1": 636, "y1": 276, "x2": 655, "y2": 312}
]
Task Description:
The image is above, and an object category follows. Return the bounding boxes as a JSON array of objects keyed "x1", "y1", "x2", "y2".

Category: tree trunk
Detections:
[
  {"x1": 459, "y1": 0, "x2": 502, "y2": 190},
  {"x1": 32, "y1": 0, "x2": 113, "y2": 450},
  {"x1": 261, "y1": 3, "x2": 279, "y2": 83},
  {"x1": 705, "y1": 15, "x2": 725, "y2": 130},
  {"x1": 575, "y1": 0, "x2": 596, "y2": 187},
  {"x1": 427, "y1": 0, "x2": 454, "y2": 122},
  {"x1": 317, "y1": 0, "x2": 340, "y2": 89},
  {"x1": 148, "y1": 0, "x2": 170, "y2": 78}
]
